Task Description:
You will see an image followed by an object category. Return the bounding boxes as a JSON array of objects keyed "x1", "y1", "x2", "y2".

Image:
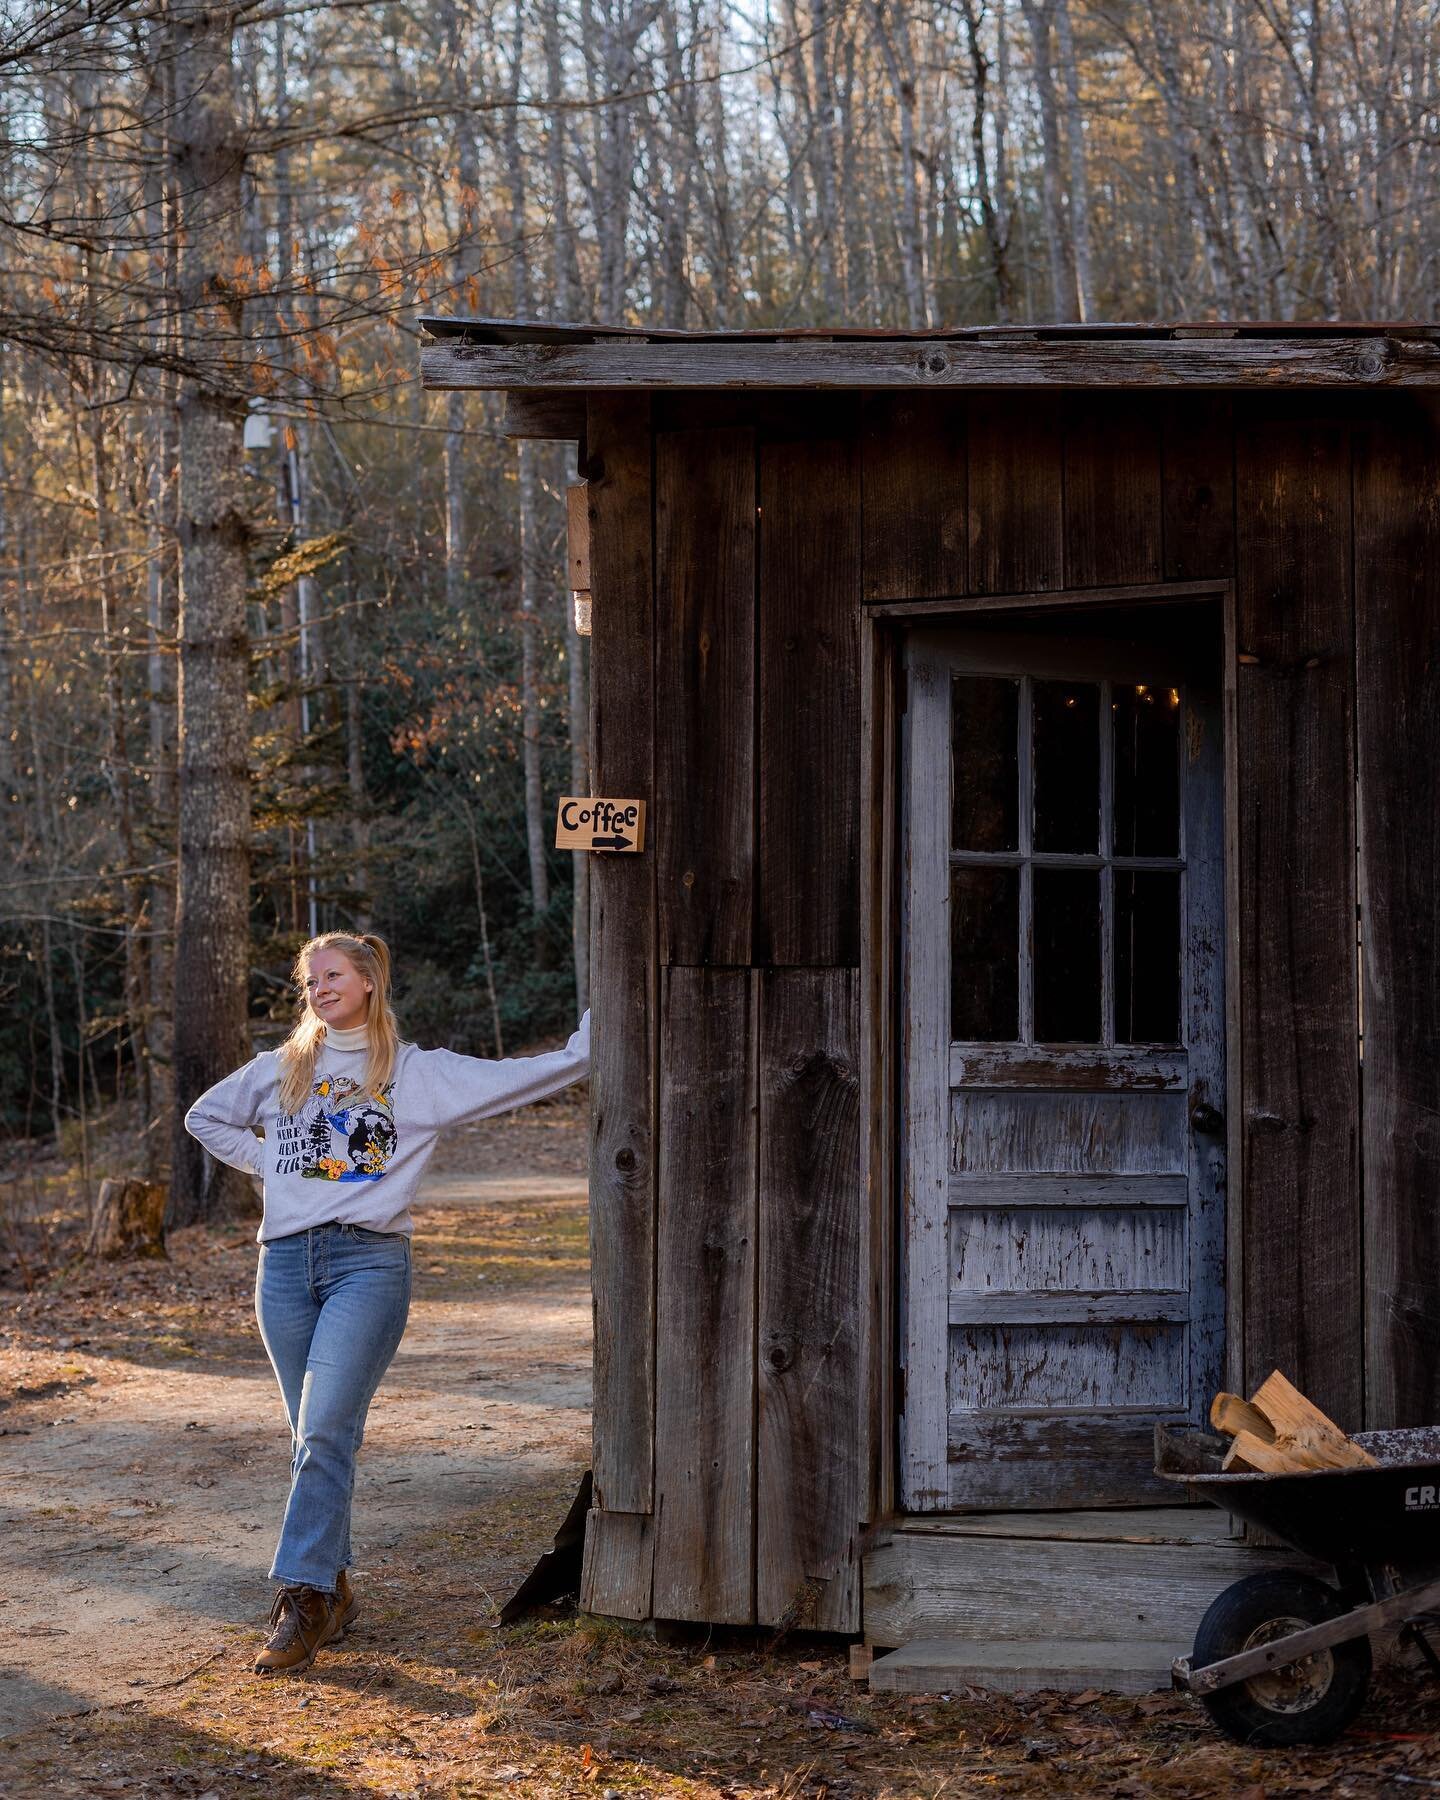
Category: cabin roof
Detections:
[{"x1": 419, "y1": 315, "x2": 1440, "y2": 392}]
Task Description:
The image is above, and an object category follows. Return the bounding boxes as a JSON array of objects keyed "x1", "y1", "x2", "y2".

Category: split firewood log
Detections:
[
  {"x1": 1211, "y1": 1369, "x2": 1375, "y2": 1474},
  {"x1": 1210, "y1": 1392, "x2": 1273, "y2": 1441}
]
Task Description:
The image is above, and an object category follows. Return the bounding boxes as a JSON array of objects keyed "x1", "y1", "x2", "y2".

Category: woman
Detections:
[{"x1": 184, "y1": 931, "x2": 589, "y2": 1675}]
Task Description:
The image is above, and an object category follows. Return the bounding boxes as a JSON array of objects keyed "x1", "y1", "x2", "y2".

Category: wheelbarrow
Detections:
[{"x1": 1154, "y1": 1422, "x2": 1440, "y2": 1745}]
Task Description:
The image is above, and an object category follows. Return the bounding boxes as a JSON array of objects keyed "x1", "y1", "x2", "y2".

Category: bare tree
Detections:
[{"x1": 168, "y1": 1, "x2": 256, "y2": 1225}]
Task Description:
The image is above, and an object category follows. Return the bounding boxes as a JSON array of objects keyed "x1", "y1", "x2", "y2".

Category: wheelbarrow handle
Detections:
[{"x1": 1175, "y1": 1574, "x2": 1440, "y2": 1697}]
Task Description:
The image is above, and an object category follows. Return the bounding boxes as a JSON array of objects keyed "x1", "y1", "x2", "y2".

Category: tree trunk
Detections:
[
  {"x1": 1020, "y1": 0, "x2": 1076, "y2": 322},
  {"x1": 517, "y1": 439, "x2": 550, "y2": 939},
  {"x1": 505, "y1": 10, "x2": 549, "y2": 947},
  {"x1": 866, "y1": 0, "x2": 928, "y2": 327},
  {"x1": 340, "y1": 555, "x2": 373, "y2": 929},
  {"x1": 168, "y1": 1, "x2": 255, "y2": 1227},
  {"x1": 0, "y1": 351, "x2": 13, "y2": 804},
  {"x1": 1053, "y1": 0, "x2": 1096, "y2": 321},
  {"x1": 443, "y1": 0, "x2": 482, "y2": 613},
  {"x1": 547, "y1": 37, "x2": 589, "y2": 1014},
  {"x1": 456, "y1": 796, "x2": 505, "y2": 1058},
  {"x1": 959, "y1": 0, "x2": 1016, "y2": 321},
  {"x1": 88, "y1": 394, "x2": 152, "y2": 1155}
]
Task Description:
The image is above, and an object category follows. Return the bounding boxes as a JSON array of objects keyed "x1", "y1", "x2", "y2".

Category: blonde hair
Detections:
[{"x1": 277, "y1": 932, "x2": 401, "y2": 1114}]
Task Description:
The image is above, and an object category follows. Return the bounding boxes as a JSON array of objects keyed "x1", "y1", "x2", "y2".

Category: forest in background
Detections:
[{"x1": 2, "y1": 0, "x2": 1439, "y2": 1226}]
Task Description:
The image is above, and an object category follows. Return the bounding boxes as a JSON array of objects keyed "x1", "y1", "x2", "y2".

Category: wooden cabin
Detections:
[{"x1": 421, "y1": 321, "x2": 1440, "y2": 1692}]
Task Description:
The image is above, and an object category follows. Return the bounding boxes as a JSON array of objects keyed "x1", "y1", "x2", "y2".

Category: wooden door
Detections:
[{"x1": 900, "y1": 618, "x2": 1226, "y2": 1509}]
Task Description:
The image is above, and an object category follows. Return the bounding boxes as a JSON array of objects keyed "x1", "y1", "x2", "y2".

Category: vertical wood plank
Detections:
[
  {"x1": 899, "y1": 638, "x2": 952, "y2": 1507},
  {"x1": 1063, "y1": 396, "x2": 1163, "y2": 588},
  {"x1": 1234, "y1": 407, "x2": 1361, "y2": 1426},
  {"x1": 757, "y1": 434, "x2": 861, "y2": 966},
  {"x1": 1163, "y1": 397, "x2": 1235, "y2": 581},
  {"x1": 967, "y1": 393, "x2": 1063, "y2": 595},
  {"x1": 581, "y1": 1510, "x2": 655, "y2": 1619},
  {"x1": 652, "y1": 968, "x2": 757, "y2": 1622},
  {"x1": 585, "y1": 395, "x2": 656, "y2": 1518},
  {"x1": 656, "y1": 427, "x2": 756, "y2": 965},
  {"x1": 862, "y1": 395, "x2": 967, "y2": 601},
  {"x1": 1354, "y1": 398, "x2": 1440, "y2": 1427},
  {"x1": 567, "y1": 480, "x2": 591, "y2": 589},
  {"x1": 757, "y1": 968, "x2": 863, "y2": 1630},
  {"x1": 859, "y1": 620, "x2": 898, "y2": 1521},
  {"x1": 1183, "y1": 664, "x2": 1229, "y2": 1430}
]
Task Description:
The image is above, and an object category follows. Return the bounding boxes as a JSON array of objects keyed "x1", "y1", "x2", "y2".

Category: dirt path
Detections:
[
  {"x1": 0, "y1": 1165, "x2": 592, "y2": 1739},
  {"x1": 2, "y1": 1111, "x2": 1437, "y2": 1797}
]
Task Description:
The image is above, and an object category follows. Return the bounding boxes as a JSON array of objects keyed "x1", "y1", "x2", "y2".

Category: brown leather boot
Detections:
[
  {"x1": 334, "y1": 1567, "x2": 358, "y2": 1632},
  {"x1": 254, "y1": 1584, "x2": 338, "y2": 1675}
]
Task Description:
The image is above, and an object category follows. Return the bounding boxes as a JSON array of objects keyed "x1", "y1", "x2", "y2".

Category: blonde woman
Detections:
[{"x1": 184, "y1": 931, "x2": 589, "y2": 1675}]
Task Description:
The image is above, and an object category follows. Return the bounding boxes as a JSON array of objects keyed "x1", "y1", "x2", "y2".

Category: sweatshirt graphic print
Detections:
[
  {"x1": 183, "y1": 1014, "x2": 589, "y2": 1241},
  {"x1": 275, "y1": 1072, "x2": 398, "y2": 1183}
]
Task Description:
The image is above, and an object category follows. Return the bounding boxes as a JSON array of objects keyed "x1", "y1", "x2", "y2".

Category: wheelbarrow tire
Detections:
[{"x1": 1192, "y1": 1569, "x2": 1372, "y2": 1747}]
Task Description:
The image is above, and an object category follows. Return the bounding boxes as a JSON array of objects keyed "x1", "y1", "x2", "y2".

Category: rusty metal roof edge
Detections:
[{"x1": 419, "y1": 313, "x2": 1440, "y2": 345}]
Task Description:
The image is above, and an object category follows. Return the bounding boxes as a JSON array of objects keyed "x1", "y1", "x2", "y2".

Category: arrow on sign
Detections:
[{"x1": 591, "y1": 833, "x2": 633, "y2": 851}]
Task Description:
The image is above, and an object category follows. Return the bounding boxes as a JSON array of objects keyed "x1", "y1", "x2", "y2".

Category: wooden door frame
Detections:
[{"x1": 859, "y1": 579, "x2": 1240, "y2": 1525}]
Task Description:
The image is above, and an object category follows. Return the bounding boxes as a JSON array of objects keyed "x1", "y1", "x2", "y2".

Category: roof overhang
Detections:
[{"x1": 419, "y1": 315, "x2": 1440, "y2": 395}]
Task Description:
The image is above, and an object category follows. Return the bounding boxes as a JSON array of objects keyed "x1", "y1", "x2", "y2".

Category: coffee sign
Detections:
[{"x1": 555, "y1": 796, "x2": 646, "y2": 854}]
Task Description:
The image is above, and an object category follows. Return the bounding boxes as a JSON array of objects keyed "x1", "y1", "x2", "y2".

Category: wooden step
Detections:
[
  {"x1": 869, "y1": 1638, "x2": 1175, "y2": 1696},
  {"x1": 863, "y1": 1509, "x2": 1312, "y2": 1654}
]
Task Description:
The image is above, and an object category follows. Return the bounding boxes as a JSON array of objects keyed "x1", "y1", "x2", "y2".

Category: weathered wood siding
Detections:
[
  {"x1": 582, "y1": 388, "x2": 1440, "y2": 1627},
  {"x1": 1354, "y1": 397, "x2": 1440, "y2": 1428},
  {"x1": 1233, "y1": 406, "x2": 1361, "y2": 1425}
]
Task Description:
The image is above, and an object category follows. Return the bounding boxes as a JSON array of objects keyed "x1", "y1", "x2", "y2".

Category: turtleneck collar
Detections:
[{"x1": 322, "y1": 1021, "x2": 371, "y2": 1054}]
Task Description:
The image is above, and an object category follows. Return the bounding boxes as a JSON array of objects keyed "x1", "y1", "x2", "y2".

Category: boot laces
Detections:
[{"x1": 265, "y1": 1585, "x2": 325, "y2": 1652}]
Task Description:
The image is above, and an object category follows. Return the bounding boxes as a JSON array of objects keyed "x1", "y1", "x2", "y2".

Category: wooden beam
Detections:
[
  {"x1": 865, "y1": 578, "x2": 1227, "y2": 618},
  {"x1": 502, "y1": 389, "x2": 587, "y2": 438},
  {"x1": 423, "y1": 335, "x2": 1440, "y2": 392},
  {"x1": 586, "y1": 395, "x2": 656, "y2": 1518}
]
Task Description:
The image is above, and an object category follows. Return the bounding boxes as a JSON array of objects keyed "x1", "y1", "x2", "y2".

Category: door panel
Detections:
[{"x1": 901, "y1": 618, "x2": 1225, "y2": 1510}]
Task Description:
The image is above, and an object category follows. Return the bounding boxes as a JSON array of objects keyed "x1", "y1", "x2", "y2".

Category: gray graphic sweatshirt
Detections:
[{"x1": 183, "y1": 1014, "x2": 589, "y2": 1242}]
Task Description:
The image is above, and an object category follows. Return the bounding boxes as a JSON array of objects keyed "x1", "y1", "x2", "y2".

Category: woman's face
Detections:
[{"x1": 303, "y1": 949, "x2": 372, "y2": 1033}]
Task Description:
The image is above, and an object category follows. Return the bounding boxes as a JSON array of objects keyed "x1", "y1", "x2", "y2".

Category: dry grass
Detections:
[{"x1": 4, "y1": 1609, "x2": 1435, "y2": 1799}]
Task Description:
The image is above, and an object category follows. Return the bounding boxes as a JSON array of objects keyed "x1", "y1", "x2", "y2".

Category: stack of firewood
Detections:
[{"x1": 1210, "y1": 1370, "x2": 1376, "y2": 1474}]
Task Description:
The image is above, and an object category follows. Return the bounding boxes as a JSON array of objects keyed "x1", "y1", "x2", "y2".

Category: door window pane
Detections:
[
  {"x1": 1033, "y1": 867, "x2": 1101, "y2": 1042},
  {"x1": 951, "y1": 865, "x2": 1020, "y2": 1041},
  {"x1": 1115, "y1": 870, "x2": 1182, "y2": 1044},
  {"x1": 951, "y1": 676, "x2": 1019, "y2": 852},
  {"x1": 1033, "y1": 680, "x2": 1100, "y2": 853},
  {"x1": 1113, "y1": 683, "x2": 1181, "y2": 856}
]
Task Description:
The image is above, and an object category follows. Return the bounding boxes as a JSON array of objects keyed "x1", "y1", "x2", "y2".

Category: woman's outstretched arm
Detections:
[{"x1": 411, "y1": 1012, "x2": 590, "y2": 1131}]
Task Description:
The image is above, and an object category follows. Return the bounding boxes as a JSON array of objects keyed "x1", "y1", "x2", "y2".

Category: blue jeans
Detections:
[{"x1": 255, "y1": 1222, "x2": 411, "y2": 1592}]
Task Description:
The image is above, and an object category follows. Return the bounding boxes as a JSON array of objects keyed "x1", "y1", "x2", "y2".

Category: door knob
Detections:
[{"x1": 1190, "y1": 1102, "x2": 1224, "y2": 1136}]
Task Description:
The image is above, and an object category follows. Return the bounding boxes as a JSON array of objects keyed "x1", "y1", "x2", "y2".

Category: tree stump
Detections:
[{"x1": 87, "y1": 1179, "x2": 168, "y2": 1261}]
